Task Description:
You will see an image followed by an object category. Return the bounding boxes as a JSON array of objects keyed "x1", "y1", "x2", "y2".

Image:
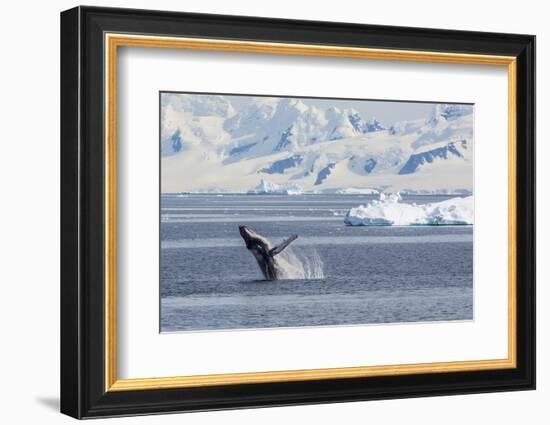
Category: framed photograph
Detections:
[{"x1": 60, "y1": 6, "x2": 535, "y2": 419}]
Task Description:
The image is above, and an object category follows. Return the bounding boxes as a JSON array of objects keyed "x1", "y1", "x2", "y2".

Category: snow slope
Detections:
[{"x1": 161, "y1": 94, "x2": 474, "y2": 194}]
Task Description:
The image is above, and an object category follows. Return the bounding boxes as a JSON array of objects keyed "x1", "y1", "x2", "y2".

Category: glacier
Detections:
[
  {"x1": 160, "y1": 94, "x2": 473, "y2": 194},
  {"x1": 247, "y1": 179, "x2": 303, "y2": 195},
  {"x1": 344, "y1": 193, "x2": 473, "y2": 226}
]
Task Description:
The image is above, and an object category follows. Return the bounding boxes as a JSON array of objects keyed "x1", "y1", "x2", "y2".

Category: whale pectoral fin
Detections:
[{"x1": 269, "y1": 234, "x2": 298, "y2": 256}]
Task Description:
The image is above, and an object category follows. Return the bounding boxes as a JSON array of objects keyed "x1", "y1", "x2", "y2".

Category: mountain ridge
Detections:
[{"x1": 161, "y1": 94, "x2": 473, "y2": 194}]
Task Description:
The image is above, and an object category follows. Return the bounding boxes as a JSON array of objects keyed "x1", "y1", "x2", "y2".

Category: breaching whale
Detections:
[{"x1": 238, "y1": 225, "x2": 298, "y2": 280}]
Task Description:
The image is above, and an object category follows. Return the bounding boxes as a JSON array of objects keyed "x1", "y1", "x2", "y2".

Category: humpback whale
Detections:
[{"x1": 238, "y1": 225, "x2": 298, "y2": 280}]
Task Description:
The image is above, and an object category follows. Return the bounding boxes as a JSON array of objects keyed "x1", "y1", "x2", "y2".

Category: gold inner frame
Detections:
[{"x1": 104, "y1": 33, "x2": 518, "y2": 392}]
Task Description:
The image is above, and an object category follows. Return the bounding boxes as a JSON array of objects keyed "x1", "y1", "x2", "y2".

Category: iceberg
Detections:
[
  {"x1": 248, "y1": 179, "x2": 303, "y2": 195},
  {"x1": 344, "y1": 193, "x2": 473, "y2": 226}
]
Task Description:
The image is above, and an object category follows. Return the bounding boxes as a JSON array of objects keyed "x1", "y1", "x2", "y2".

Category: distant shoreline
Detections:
[{"x1": 161, "y1": 191, "x2": 473, "y2": 196}]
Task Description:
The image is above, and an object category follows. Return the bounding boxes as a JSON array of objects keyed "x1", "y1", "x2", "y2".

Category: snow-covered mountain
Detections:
[{"x1": 161, "y1": 94, "x2": 473, "y2": 194}]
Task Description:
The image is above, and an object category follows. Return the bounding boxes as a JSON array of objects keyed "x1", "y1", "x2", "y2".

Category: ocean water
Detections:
[{"x1": 160, "y1": 194, "x2": 473, "y2": 332}]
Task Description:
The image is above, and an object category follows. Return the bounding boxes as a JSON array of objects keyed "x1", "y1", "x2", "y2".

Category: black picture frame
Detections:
[{"x1": 61, "y1": 5, "x2": 535, "y2": 419}]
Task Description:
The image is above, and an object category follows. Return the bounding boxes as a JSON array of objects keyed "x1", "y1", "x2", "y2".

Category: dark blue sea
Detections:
[{"x1": 160, "y1": 194, "x2": 473, "y2": 332}]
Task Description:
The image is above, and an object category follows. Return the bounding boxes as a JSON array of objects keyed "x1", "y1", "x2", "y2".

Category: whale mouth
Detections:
[
  {"x1": 239, "y1": 225, "x2": 270, "y2": 251},
  {"x1": 238, "y1": 225, "x2": 255, "y2": 247},
  {"x1": 239, "y1": 225, "x2": 251, "y2": 239}
]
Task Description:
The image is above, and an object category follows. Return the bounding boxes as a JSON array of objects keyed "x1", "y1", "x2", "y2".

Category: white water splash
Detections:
[{"x1": 275, "y1": 247, "x2": 325, "y2": 280}]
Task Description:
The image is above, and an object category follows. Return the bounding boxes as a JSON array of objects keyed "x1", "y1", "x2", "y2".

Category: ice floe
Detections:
[
  {"x1": 335, "y1": 187, "x2": 380, "y2": 195},
  {"x1": 344, "y1": 193, "x2": 473, "y2": 226}
]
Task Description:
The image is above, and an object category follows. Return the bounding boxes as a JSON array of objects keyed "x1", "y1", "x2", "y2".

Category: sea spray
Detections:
[{"x1": 276, "y1": 246, "x2": 325, "y2": 280}]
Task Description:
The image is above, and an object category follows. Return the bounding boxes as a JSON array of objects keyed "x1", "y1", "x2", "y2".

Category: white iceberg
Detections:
[
  {"x1": 248, "y1": 179, "x2": 303, "y2": 195},
  {"x1": 344, "y1": 193, "x2": 473, "y2": 226}
]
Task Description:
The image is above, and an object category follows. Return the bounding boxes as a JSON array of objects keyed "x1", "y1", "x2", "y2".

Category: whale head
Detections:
[{"x1": 238, "y1": 225, "x2": 271, "y2": 250}]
